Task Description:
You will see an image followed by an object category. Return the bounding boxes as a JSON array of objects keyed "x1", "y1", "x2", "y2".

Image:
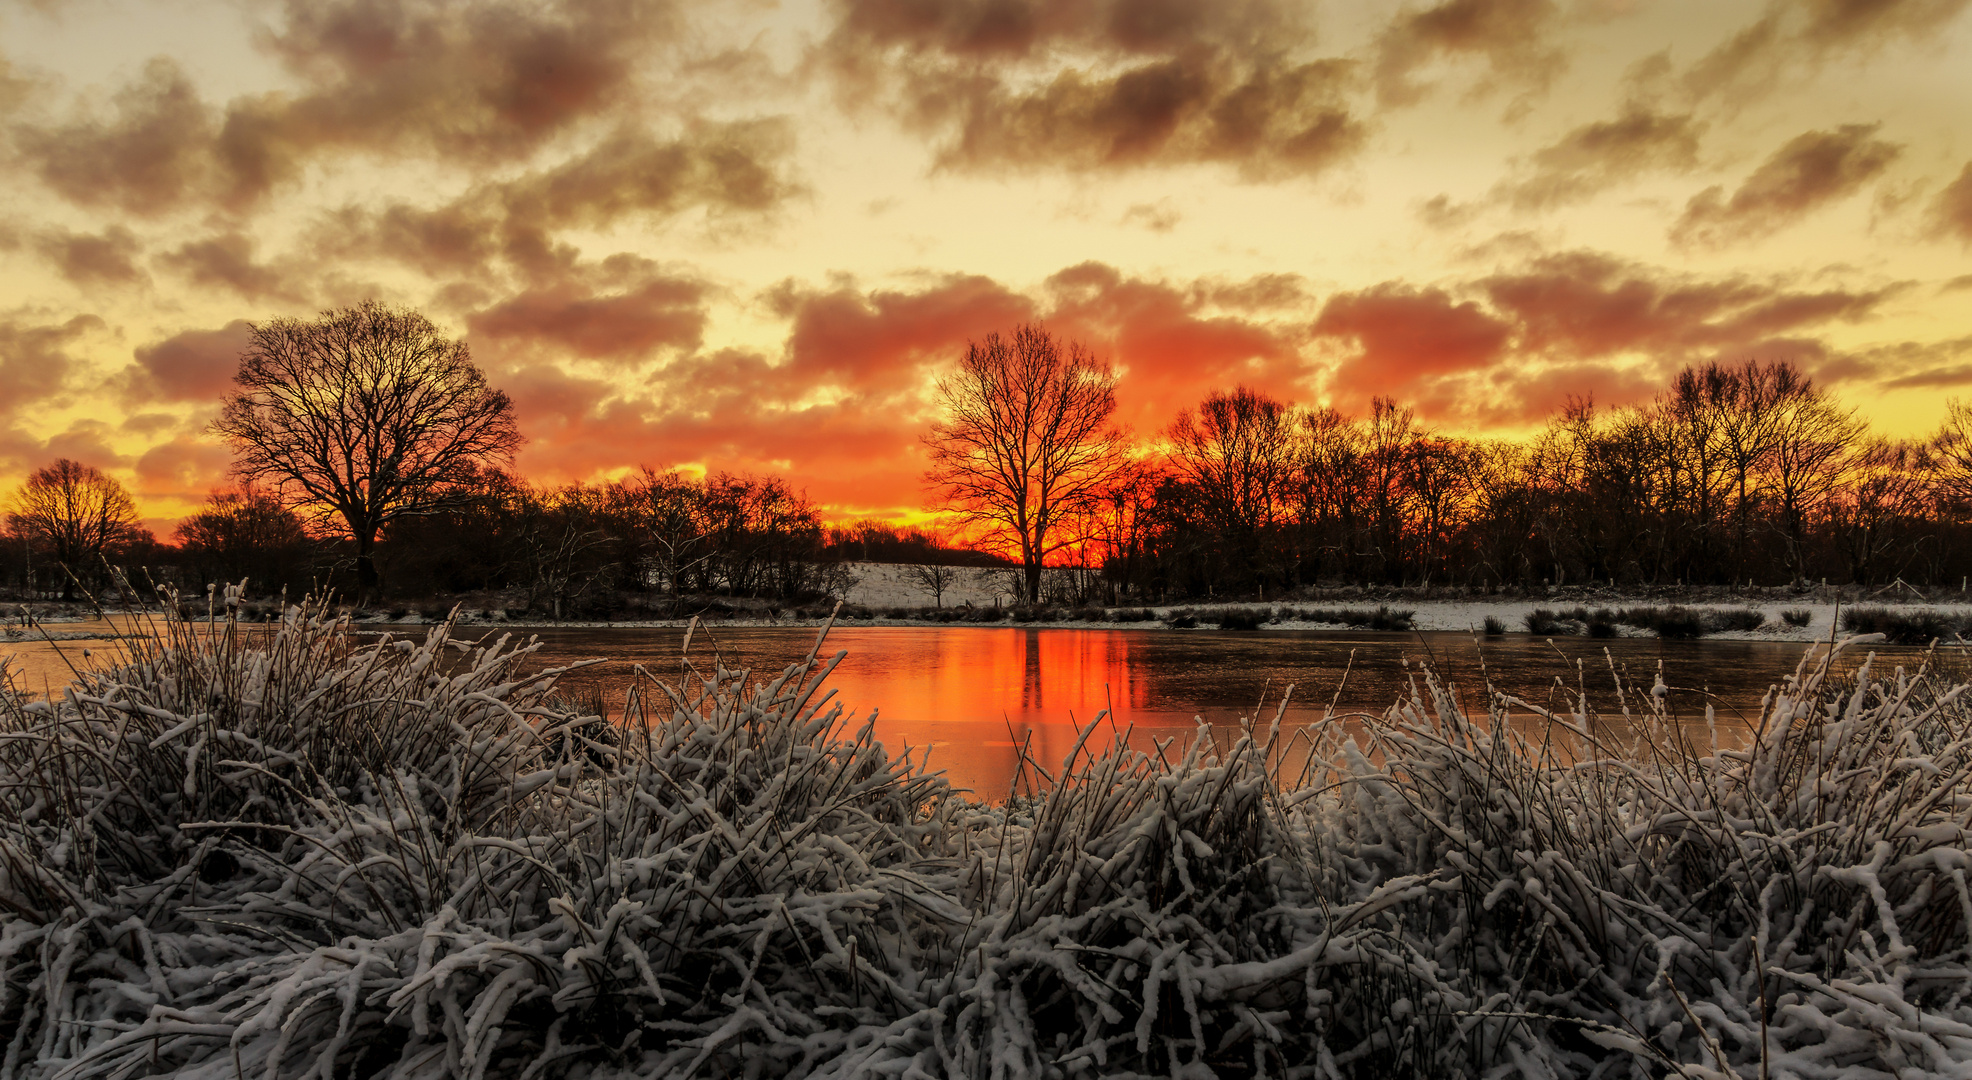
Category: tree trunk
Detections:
[
  {"x1": 1024, "y1": 561, "x2": 1041, "y2": 605},
  {"x1": 355, "y1": 530, "x2": 380, "y2": 604}
]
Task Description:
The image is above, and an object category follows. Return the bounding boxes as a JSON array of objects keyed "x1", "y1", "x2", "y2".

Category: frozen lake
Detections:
[{"x1": 442, "y1": 624, "x2": 1929, "y2": 797}]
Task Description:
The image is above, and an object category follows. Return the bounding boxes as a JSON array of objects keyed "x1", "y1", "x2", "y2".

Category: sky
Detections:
[{"x1": 2, "y1": 0, "x2": 1970, "y2": 536}]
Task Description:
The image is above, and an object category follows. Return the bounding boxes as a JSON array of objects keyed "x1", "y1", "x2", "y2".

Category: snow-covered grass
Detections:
[{"x1": 4, "y1": 602, "x2": 1972, "y2": 1077}]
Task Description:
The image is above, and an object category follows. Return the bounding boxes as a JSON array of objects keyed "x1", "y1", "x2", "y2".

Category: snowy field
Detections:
[{"x1": 838, "y1": 561, "x2": 1956, "y2": 642}]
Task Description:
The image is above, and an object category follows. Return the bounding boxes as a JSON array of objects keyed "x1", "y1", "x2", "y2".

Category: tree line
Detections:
[
  {"x1": 0, "y1": 303, "x2": 985, "y2": 611},
  {"x1": 924, "y1": 326, "x2": 1972, "y2": 603},
  {"x1": 4, "y1": 307, "x2": 1969, "y2": 610},
  {"x1": 0, "y1": 462, "x2": 981, "y2": 612}
]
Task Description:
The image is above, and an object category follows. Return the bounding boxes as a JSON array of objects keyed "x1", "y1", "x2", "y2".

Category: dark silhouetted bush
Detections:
[
  {"x1": 1217, "y1": 609, "x2": 1263, "y2": 630},
  {"x1": 1842, "y1": 606, "x2": 1972, "y2": 644}
]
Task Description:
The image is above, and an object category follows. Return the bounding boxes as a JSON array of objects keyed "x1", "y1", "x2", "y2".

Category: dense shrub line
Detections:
[
  {"x1": 1840, "y1": 605, "x2": 1972, "y2": 644},
  {"x1": 1525, "y1": 604, "x2": 1767, "y2": 638},
  {"x1": 3, "y1": 609, "x2": 1969, "y2": 1077}
]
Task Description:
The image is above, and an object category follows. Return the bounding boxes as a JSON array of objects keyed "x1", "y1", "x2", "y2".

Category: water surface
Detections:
[
  {"x1": 3, "y1": 622, "x2": 1934, "y2": 799},
  {"x1": 474, "y1": 626, "x2": 1923, "y2": 797}
]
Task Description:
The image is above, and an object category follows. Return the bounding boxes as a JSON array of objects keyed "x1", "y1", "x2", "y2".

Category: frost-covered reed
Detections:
[{"x1": 2, "y1": 601, "x2": 1971, "y2": 1078}]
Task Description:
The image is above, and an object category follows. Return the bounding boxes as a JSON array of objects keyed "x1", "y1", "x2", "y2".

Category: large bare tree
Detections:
[
  {"x1": 6, "y1": 459, "x2": 146, "y2": 597},
  {"x1": 211, "y1": 301, "x2": 521, "y2": 597},
  {"x1": 923, "y1": 324, "x2": 1127, "y2": 604}
]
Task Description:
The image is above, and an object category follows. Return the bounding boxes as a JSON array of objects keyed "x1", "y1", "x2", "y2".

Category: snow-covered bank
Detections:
[{"x1": 426, "y1": 596, "x2": 1959, "y2": 645}]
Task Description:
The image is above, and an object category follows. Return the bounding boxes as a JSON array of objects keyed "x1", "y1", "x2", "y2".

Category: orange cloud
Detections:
[
  {"x1": 126, "y1": 321, "x2": 254, "y2": 404},
  {"x1": 1314, "y1": 283, "x2": 1511, "y2": 402},
  {"x1": 469, "y1": 271, "x2": 710, "y2": 363},
  {"x1": 773, "y1": 272, "x2": 1034, "y2": 396},
  {"x1": 1479, "y1": 250, "x2": 1895, "y2": 360},
  {"x1": 487, "y1": 262, "x2": 1309, "y2": 514}
]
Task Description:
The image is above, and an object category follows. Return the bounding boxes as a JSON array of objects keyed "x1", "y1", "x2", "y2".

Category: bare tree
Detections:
[
  {"x1": 1930, "y1": 398, "x2": 1972, "y2": 514},
  {"x1": 1761, "y1": 374, "x2": 1863, "y2": 579},
  {"x1": 175, "y1": 486, "x2": 316, "y2": 594},
  {"x1": 1832, "y1": 439, "x2": 1933, "y2": 584},
  {"x1": 1166, "y1": 387, "x2": 1296, "y2": 589},
  {"x1": 6, "y1": 459, "x2": 146, "y2": 598},
  {"x1": 903, "y1": 562, "x2": 962, "y2": 607},
  {"x1": 923, "y1": 324, "x2": 1128, "y2": 604},
  {"x1": 211, "y1": 301, "x2": 521, "y2": 598}
]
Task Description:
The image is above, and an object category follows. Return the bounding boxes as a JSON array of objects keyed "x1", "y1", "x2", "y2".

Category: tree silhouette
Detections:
[
  {"x1": 923, "y1": 324, "x2": 1127, "y2": 604},
  {"x1": 212, "y1": 301, "x2": 521, "y2": 598},
  {"x1": 6, "y1": 459, "x2": 145, "y2": 598},
  {"x1": 175, "y1": 487, "x2": 316, "y2": 595}
]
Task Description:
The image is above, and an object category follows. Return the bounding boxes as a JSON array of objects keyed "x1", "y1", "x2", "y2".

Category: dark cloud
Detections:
[
  {"x1": 1201, "y1": 273, "x2": 1310, "y2": 312},
  {"x1": 1683, "y1": 0, "x2": 1971, "y2": 105},
  {"x1": 1305, "y1": 251, "x2": 1904, "y2": 421},
  {"x1": 827, "y1": 0, "x2": 1315, "y2": 66},
  {"x1": 929, "y1": 57, "x2": 1364, "y2": 177},
  {"x1": 1416, "y1": 194, "x2": 1481, "y2": 230},
  {"x1": 1121, "y1": 200, "x2": 1181, "y2": 231},
  {"x1": 1372, "y1": 0, "x2": 1565, "y2": 109},
  {"x1": 1480, "y1": 250, "x2": 1894, "y2": 360},
  {"x1": 1796, "y1": 0, "x2": 1972, "y2": 47},
  {"x1": 11, "y1": 0, "x2": 697, "y2": 215},
  {"x1": 126, "y1": 321, "x2": 253, "y2": 404},
  {"x1": 317, "y1": 120, "x2": 799, "y2": 280},
  {"x1": 468, "y1": 268, "x2": 711, "y2": 363},
  {"x1": 820, "y1": 0, "x2": 1367, "y2": 179},
  {"x1": 0, "y1": 315, "x2": 98, "y2": 427},
  {"x1": 1934, "y1": 162, "x2": 1972, "y2": 245},
  {"x1": 1811, "y1": 335, "x2": 1972, "y2": 389},
  {"x1": 493, "y1": 121, "x2": 797, "y2": 247},
  {"x1": 1498, "y1": 107, "x2": 1702, "y2": 210},
  {"x1": 0, "y1": 57, "x2": 35, "y2": 116},
  {"x1": 157, "y1": 233, "x2": 301, "y2": 302},
  {"x1": 121, "y1": 413, "x2": 183, "y2": 437},
  {"x1": 1670, "y1": 124, "x2": 1901, "y2": 247},
  {"x1": 1883, "y1": 365, "x2": 1972, "y2": 389},
  {"x1": 1944, "y1": 274, "x2": 1972, "y2": 293},
  {"x1": 12, "y1": 58, "x2": 220, "y2": 216},
  {"x1": 256, "y1": 0, "x2": 670, "y2": 162},
  {"x1": 34, "y1": 225, "x2": 147, "y2": 288},
  {"x1": 1312, "y1": 283, "x2": 1512, "y2": 402}
]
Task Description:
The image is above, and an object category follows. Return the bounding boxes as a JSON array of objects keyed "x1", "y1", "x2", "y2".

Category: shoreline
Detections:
[{"x1": 6, "y1": 594, "x2": 1968, "y2": 647}]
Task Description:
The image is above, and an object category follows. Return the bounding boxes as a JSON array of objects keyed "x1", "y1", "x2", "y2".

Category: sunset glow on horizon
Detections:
[{"x1": 3, "y1": 0, "x2": 1970, "y2": 537}]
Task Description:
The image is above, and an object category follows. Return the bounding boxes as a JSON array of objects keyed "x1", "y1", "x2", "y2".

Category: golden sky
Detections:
[{"x1": 3, "y1": 0, "x2": 1970, "y2": 535}]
